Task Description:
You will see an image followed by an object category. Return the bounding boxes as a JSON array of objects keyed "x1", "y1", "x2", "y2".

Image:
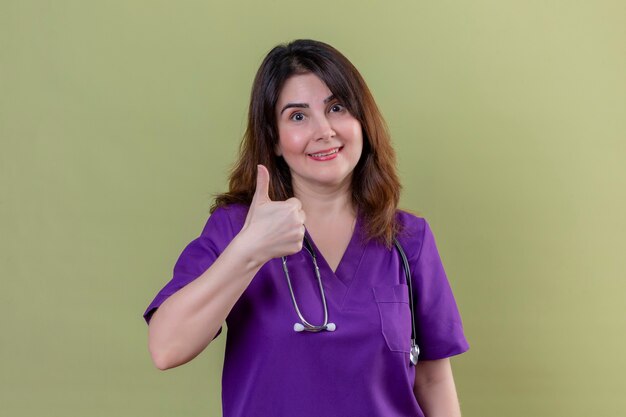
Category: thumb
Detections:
[{"x1": 251, "y1": 164, "x2": 271, "y2": 208}]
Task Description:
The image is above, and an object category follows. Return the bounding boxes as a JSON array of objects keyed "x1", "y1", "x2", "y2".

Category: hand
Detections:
[{"x1": 239, "y1": 165, "x2": 306, "y2": 264}]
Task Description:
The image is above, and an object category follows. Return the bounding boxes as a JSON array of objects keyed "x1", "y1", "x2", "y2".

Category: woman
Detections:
[{"x1": 143, "y1": 39, "x2": 469, "y2": 417}]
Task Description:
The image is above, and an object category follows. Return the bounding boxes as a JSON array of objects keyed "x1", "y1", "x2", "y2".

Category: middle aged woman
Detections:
[{"x1": 144, "y1": 39, "x2": 469, "y2": 417}]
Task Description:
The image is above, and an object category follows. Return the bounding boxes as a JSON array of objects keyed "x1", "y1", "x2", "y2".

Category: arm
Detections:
[
  {"x1": 147, "y1": 233, "x2": 265, "y2": 370},
  {"x1": 147, "y1": 165, "x2": 306, "y2": 370},
  {"x1": 413, "y1": 358, "x2": 462, "y2": 417}
]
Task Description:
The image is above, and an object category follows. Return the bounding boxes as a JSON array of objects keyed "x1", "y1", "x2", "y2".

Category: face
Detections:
[{"x1": 275, "y1": 73, "x2": 363, "y2": 192}]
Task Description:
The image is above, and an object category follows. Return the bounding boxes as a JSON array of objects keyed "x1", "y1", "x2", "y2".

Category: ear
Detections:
[{"x1": 274, "y1": 143, "x2": 282, "y2": 157}]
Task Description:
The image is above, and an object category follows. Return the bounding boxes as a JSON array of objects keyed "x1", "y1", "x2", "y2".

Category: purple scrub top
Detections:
[{"x1": 143, "y1": 204, "x2": 469, "y2": 417}]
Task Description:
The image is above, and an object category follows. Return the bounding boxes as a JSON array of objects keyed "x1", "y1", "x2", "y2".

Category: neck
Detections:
[{"x1": 292, "y1": 177, "x2": 356, "y2": 221}]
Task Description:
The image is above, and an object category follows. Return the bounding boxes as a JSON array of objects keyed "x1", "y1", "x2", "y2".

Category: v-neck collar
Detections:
[{"x1": 303, "y1": 209, "x2": 365, "y2": 287}]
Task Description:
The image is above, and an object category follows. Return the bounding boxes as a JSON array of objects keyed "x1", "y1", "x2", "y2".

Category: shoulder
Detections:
[
  {"x1": 201, "y1": 203, "x2": 250, "y2": 240},
  {"x1": 395, "y1": 209, "x2": 427, "y2": 241},
  {"x1": 394, "y1": 209, "x2": 431, "y2": 262}
]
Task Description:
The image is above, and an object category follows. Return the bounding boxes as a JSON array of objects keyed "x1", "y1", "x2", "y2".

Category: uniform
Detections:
[{"x1": 143, "y1": 204, "x2": 469, "y2": 417}]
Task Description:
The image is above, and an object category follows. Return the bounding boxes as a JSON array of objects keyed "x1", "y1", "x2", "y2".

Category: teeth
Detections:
[{"x1": 310, "y1": 148, "x2": 339, "y2": 157}]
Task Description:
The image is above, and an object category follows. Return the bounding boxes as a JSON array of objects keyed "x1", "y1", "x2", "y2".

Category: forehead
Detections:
[{"x1": 276, "y1": 73, "x2": 332, "y2": 105}]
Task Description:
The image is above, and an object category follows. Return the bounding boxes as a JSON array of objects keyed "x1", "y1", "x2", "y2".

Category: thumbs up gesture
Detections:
[{"x1": 239, "y1": 165, "x2": 306, "y2": 265}]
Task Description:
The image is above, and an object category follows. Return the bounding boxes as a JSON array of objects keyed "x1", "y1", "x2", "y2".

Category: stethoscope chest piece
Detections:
[{"x1": 410, "y1": 343, "x2": 420, "y2": 365}]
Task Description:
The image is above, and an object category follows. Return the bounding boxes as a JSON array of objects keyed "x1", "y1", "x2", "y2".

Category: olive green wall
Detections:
[{"x1": 1, "y1": 1, "x2": 624, "y2": 416}]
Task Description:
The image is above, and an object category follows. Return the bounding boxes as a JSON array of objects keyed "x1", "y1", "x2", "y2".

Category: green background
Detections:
[{"x1": 1, "y1": 1, "x2": 624, "y2": 416}]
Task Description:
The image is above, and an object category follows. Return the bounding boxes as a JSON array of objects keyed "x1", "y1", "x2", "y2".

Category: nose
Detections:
[{"x1": 314, "y1": 114, "x2": 336, "y2": 141}]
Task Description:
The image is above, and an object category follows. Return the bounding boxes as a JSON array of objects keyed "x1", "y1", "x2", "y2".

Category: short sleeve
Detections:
[
  {"x1": 142, "y1": 206, "x2": 238, "y2": 337},
  {"x1": 409, "y1": 218, "x2": 469, "y2": 360}
]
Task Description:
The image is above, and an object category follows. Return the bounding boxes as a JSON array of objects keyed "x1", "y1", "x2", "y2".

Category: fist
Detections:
[{"x1": 240, "y1": 165, "x2": 306, "y2": 263}]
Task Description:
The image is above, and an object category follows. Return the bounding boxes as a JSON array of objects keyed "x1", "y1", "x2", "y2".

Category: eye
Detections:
[
  {"x1": 289, "y1": 112, "x2": 305, "y2": 122},
  {"x1": 329, "y1": 103, "x2": 345, "y2": 113}
]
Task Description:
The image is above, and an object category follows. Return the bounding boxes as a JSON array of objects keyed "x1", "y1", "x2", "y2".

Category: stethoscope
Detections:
[{"x1": 281, "y1": 234, "x2": 420, "y2": 366}]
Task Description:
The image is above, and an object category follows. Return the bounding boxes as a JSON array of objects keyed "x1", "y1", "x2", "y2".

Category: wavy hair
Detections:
[{"x1": 212, "y1": 39, "x2": 402, "y2": 247}]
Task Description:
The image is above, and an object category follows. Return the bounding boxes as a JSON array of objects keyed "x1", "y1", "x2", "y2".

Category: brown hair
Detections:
[{"x1": 212, "y1": 39, "x2": 402, "y2": 248}]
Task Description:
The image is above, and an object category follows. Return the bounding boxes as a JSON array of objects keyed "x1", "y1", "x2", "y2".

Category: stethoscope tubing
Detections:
[
  {"x1": 282, "y1": 236, "x2": 333, "y2": 332},
  {"x1": 282, "y1": 233, "x2": 419, "y2": 364}
]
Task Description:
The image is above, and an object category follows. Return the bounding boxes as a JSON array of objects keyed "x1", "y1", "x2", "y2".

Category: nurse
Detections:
[{"x1": 143, "y1": 39, "x2": 469, "y2": 417}]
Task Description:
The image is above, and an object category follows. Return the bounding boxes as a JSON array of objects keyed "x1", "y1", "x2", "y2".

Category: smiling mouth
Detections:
[{"x1": 307, "y1": 147, "x2": 342, "y2": 157}]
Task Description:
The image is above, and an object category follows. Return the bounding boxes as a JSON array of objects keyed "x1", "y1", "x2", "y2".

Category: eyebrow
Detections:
[{"x1": 279, "y1": 94, "x2": 336, "y2": 115}]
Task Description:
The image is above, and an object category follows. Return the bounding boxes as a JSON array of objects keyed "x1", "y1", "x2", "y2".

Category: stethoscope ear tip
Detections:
[{"x1": 293, "y1": 322, "x2": 337, "y2": 332}]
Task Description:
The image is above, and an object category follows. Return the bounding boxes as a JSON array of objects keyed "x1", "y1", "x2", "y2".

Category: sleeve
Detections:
[
  {"x1": 409, "y1": 218, "x2": 469, "y2": 360},
  {"x1": 141, "y1": 206, "x2": 237, "y2": 341}
]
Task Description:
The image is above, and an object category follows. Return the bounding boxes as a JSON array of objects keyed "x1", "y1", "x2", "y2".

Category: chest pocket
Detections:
[{"x1": 373, "y1": 284, "x2": 412, "y2": 353}]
